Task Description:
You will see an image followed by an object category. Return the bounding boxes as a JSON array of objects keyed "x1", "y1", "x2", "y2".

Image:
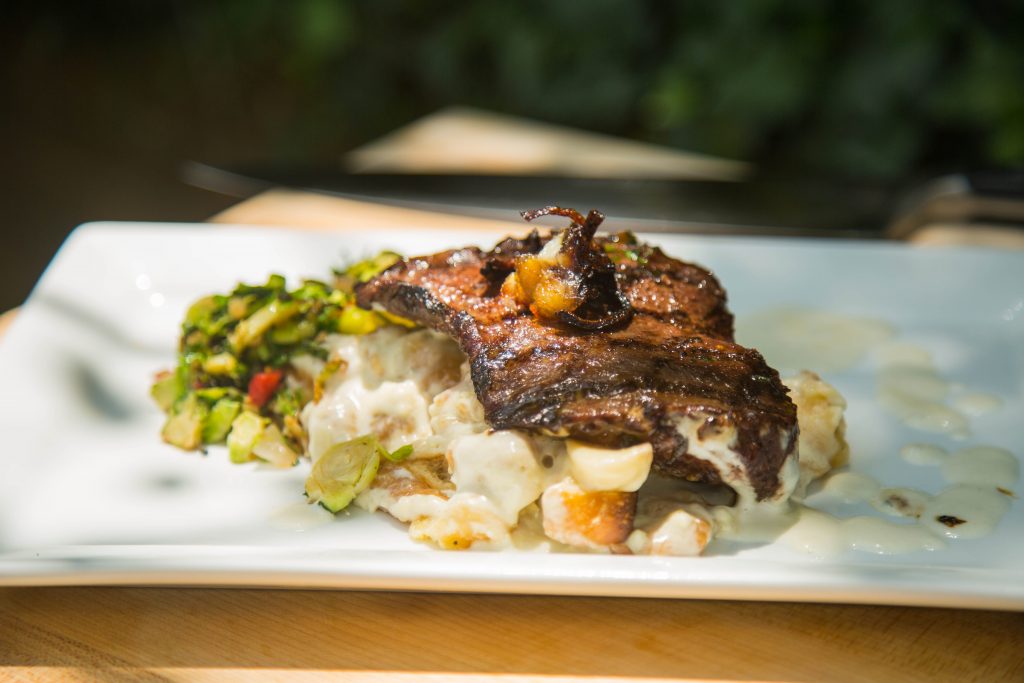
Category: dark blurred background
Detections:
[{"x1": 3, "y1": 0, "x2": 1023, "y2": 311}]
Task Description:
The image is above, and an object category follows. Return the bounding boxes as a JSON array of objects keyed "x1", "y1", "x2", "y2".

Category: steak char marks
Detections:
[{"x1": 356, "y1": 209, "x2": 798, "y2": 502}]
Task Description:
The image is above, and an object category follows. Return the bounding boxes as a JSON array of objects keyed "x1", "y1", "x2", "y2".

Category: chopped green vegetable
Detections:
[
  {"x1": 185, "y1": 295, "x2": 233, "y2": 337},
  {"x1": 150, "y1": 370, "x2": 183, "y2": 412},
  {"x1": 340, "y1": 251, "x2": 402, "y2": 285},
  {"x1": 203, "y1": 398, "x2": 242, "y2": 443},
  {"x1": 268, "y1": 319, "x2": 316, "y2": 345},
  {"x1": 291, "y1": 279, "x2": 334, "y2": 301},
  {"x1": 153, "y1": 255, "x2": 406, "y2": 456},
  {"x1": 305, "y1": 435, "x2": 384, "y2": 512},
  {"x1": 227, "y1": 411, "x2": 267, "y2": 463},
  {"x1": 161, "y1": 393, "x2": 207, "y2": 450},
  {"x1": 228, "y1": 299, "x2": 299, "y2": 352},
  {"x1": 185, "y1": 295, "x2": 222, "y2": 328},
  {"x1": 252, "y1": 424, "x2": 300, "y2": 467},
  {"x1": 202, "y1": 352, "x2": 238, "y2": 376},
  {"x1": 338, "y1": 305, "x2": 382, "y2": 335},
  {"x1": 227, "y1": 296, "x2": 249, "y2": 320},
  {"x1": 386, "y1": 444, "x2": 414, "y2": 462},
  {"x1": 193, "y1": 386, "x2": 242, "y2": 403},
  {"x1": 271, "y1": 388, "x2": 305, "y2": 418},
  {"x1": 602, "y1": 233, "x2": 649, "y2": 266},
  {"x1": 377, "y1": 309, "x2": 417, "y2": 328},
  {"x1": 314, "y1": 357, "x2": 345, "y2": 403}
]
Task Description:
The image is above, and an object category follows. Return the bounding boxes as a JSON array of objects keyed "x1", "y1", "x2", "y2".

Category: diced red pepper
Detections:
[{"x1": 248, "y1": 369, "x2": 283, "y2": 408}]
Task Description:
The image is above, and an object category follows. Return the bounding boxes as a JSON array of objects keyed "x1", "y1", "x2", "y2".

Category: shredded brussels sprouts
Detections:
[
  {"x1": 304, "y1": 435, "x2": 385, "y2": 512},
  {"x1": 153, "y1": 251, "x2": 412, "y2": 461}
]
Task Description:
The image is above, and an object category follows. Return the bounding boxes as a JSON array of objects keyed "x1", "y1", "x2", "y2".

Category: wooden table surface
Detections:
[
  {"x1": 3, "y1": 585, "x2": 1022, "y2": 683},
  {"x1": 3, "y1": 111, "x2": 1024, "y2": 681}
]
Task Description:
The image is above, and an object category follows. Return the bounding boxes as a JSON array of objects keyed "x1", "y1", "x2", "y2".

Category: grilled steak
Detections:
[{"x1": 356, "y1": 209, "x2": 799, "y2": 503}]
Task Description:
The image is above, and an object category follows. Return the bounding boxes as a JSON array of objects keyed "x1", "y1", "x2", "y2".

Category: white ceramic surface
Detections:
[{"x1": 1, "y1": 222, "x2": 1021, "y2": 610}]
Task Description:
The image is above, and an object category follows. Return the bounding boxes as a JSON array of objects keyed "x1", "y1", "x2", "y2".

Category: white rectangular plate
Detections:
[{"x1": 1, "y1": 222, "x2": 1022, "y2": 610}]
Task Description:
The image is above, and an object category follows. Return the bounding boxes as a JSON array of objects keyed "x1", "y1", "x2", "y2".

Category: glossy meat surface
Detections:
[{"x1": 356, "y1": 232, "x2": 798, "y2": 501}]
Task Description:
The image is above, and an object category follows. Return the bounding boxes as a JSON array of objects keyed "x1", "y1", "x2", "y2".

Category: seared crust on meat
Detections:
[{"x1": 356, "y1": 228, "x2": 797, "y2": 501}]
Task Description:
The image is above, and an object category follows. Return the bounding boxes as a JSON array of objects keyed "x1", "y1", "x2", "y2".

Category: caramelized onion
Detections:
[{"x1": 508, "y1": 206, "x2": 633, "y2": 330}]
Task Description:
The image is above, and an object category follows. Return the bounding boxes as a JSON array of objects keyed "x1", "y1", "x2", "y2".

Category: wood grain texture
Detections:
[
  {"x1": 345, "y1": 107, "x2": 750, "y2": 181},
  {"x1": 906, "y1": 223, "x2": 1024, "y2": 249},
  {"x1": 1, "y1": 587, "x2": 1022, "y2": 682},
  {"x1": 209, "y1": 189, "x2": 520, "y2": 234}
]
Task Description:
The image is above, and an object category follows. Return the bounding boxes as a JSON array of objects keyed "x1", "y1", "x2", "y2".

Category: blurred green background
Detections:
[{"x1": 2, "y1": 0, "x2": 1023, "y2": 310}]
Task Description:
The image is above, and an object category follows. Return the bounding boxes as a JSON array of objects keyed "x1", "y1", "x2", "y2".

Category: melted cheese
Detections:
[
  {"x1": 448, "y1": 431, "x2": 546, "y2": 525},
  {"x1": 673, "y1": 414, "x2": 799, "y2": 509},
  {"x1": 302, "y1": 325, "x2": 940, "y2": 558}
]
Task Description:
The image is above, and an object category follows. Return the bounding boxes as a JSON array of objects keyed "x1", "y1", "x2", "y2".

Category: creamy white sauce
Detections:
[
  {"x1": 296, "y1": 311, "x2": 1018, "y2": 558},
  {"x1": 713, "y1": 505, "x2": 798, "y2": 544},
  {"x1": 815, "y1": 469, "x2": 934, "y2": 519},
  {"x1": 878, "y1": 365, "x2": 951, "y2": 401},
  {"x1": 779, "y1": 507, "x2": 945, "y2": 558},
  {"x1": 777, "y1": 507, "x2": 848, "y2": 557},
  {"x1": 898, "y1": 441, "x2": 1020, "y2": 490},
  {"x1": 741, "y1": 309, "x2": 1004, "y2": 442},
  {"x1": 629, "y1": 507, "x2": 711, "y2": 556},
  {"x1": 920, "y1": 486, "x2": 1012, "y2": 540},
  {"x1": 408, "y1": 493, "x2": 512, "y2": 550},
  {"x1": 822, "y1": 441, "x2": 1023, "y2": 543},
  {"x1": 509, "y1": 504, "x2": 561, "y2": 552},
  {"x1": 673, "y1": 413, "x2": 798, "y2": 509},
  {"x1": 729, "y1": 308, "x2": 1017, "y2": 557},
  {"x1": 268, "y1": 500, "x2": 335, "y2": 532},
  {"x1": 871, "y1": 488, "x2": 931, "y2": 518},
  {"x1": 952, "y1": 392, "x2": 1004, "y2": 416},
  {"x1": 736, "y1": 308, "x2": 894, "y2": 373},
  {"x1": 941, "y1": 446, "x2": 1020, "y2": 488},
  {"x1": 301, "y1": 330, "x2": 458, "y2": 461},
  {"x1": 842, "y1": 516, "x2": 947, "y2": 555},
  {"x1": 870, "y1": 340, "x2": 1006, "y2": 439},
  {"x1": 873, "y1": 341, "x2": 936, "y2": 369},
  {"x1": 889, "y1": 403, "x2": 971, "y2": 439},
  {"x1": 448, "y1": 430, "x2": 548, "y2": 525},
  {"x1": 900, "y1": 443, "x2": 948, "y2": 466},
  {"x1": 822, "y1": 471, "x2": 881, "y2": 503},
  {"x1": 786, "y1": 442, "x2": 1018, "y2": 554},
  {"x1": 357, "y1": 486, "x2": 445, "y2": 524},
  {"x1": 876, "y1": 379, "x2": 970, "y2": 439}
]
